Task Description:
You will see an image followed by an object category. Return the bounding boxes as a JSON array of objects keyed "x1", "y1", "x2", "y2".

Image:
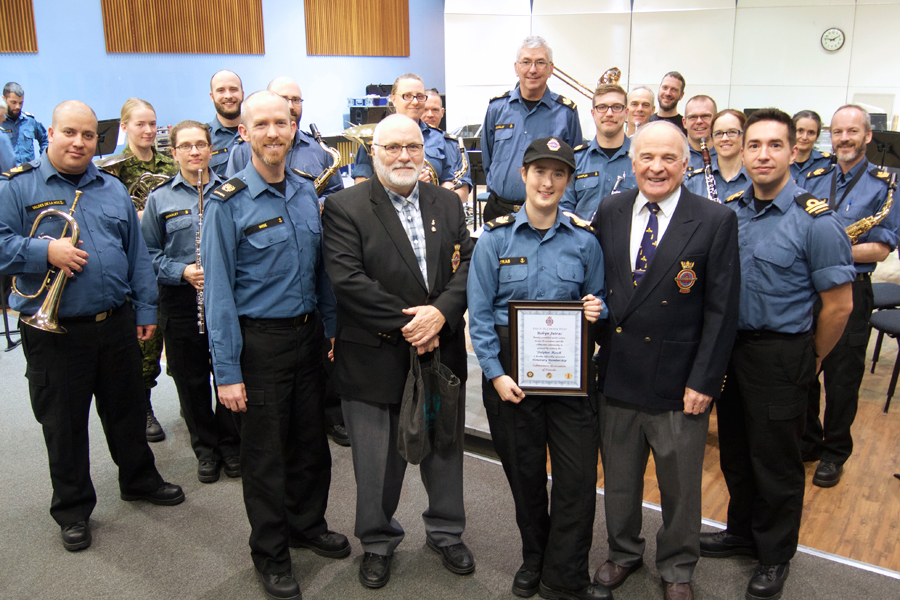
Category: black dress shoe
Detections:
[
  {"x1": 121, "y1": 482, "x2": 185, "y2": 505},
  {"x1": 538, "y1": 580, "x2": 612, "y2": 600},
  {"x1": 663, "y1": 580, "x2": 694, "y2": 600},
  {"x1": 61, "y1": 520, "x2": 91, "y2": 552},
  {"x1": 290, "y1": 530, "x2": 351, "y2": 558},
  {"x1": 426, "y1": 538, "x2": 475, "y2": 575},
  {"x1": 223, "y1": 456, "x2": 241, "y2": 478},
  {"x1": 813, "y1": 461, "x2": 843, "y2": 487},
  {"x1": 359, "y1": 552, "x2": 391, "y2": 589},
  {"x1": 198, "y1": 460, "x2": 221, "y2": 483},
  {"x1": 146, "y1": 408, "x2": 165, "y2": 442},
  {"x1": 592, "y1": 558, "x2": 643, "y2": 589},
  {"x1": 512, "y1": 565, "x2": 541, "y2": 597},
  {"x1": 746, "y1": 562, "x2": 789, "y2": 600},
  {"x1": 256, "y1": 568, "x2": 301, "y2": 600},
  {"x1": 326, "y1": 424, "x2": 351, "y2": 447},
  {"x1": 699, "y1": 530, "x2": 756, "y2": 558}
]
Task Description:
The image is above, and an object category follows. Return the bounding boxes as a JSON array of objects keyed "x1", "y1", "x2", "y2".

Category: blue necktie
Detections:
[{"x1": 634, "y1": 202, "x2": 661, "y2": 286}]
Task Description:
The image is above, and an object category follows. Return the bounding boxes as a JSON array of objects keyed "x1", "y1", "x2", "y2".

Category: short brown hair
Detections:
[
  {"x1": 592, "y1": 84, "x2": 627, "y2": 106},
  {"x1": 169, "y1": 120, "x2": 211, "y2": 150},
  {"x1": 712, "y1": 109, "x2": 746, "y2": 132},
  {"x1": 744, "y1": 108, "x2": 796, "y2": 149}
]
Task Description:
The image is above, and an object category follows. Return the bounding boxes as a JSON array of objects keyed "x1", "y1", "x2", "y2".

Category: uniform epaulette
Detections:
[
  {"x1": 871, "y1": 167, "x2": 891, "y2": 182},
  {"x1": 442, "y1": 130, "x2": 458, "y2": 141},
  {"x1": 291, "y1": 168, "x2": 315, "y2": 181},
  {"x1": 725, "y1": 190, "x2": 743, "y2": 203},
  {"x1": 820, "y1": 151, "x2": 831, "y2": 159},
  {"x1": 685, "y1": 167, "x2": 705, "y2": 178},
  {"x1": 563, "y1": 211, "x2": 594, "y2": 232},
  {"x1": 234, "y1": 136, "x2": 245, "y2": 145},
  {"x1": 23, "y1": 111, "x2": 34, "y2": 118},
  {"x1": 489, "y1": 90, "x2": 511, "y2": 102},
  {"x1": 794, "y1": 192, "x2": 831, "y2": 217},
  {"x1": 0, "y1": 163, "x2": 34, "y2": 178},
  {"x1": 555, "y1": 95, "x2": 576, "y2": 110},
  {"x1": 806, "y1": 166, "x2": 832, "y2": 179},
  {"x1": 573, "y1": 143, "x2": 589, "y2": 152},
  {"x1": 211, "y1": 178, "x2": 247, "y2": 201},
  {"x1": 484, "y1": 214, "x2": 515, "y2": 230}
]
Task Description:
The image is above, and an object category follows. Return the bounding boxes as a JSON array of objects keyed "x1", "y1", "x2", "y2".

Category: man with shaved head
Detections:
[
  {"x1": 226, "y1": 75, "x2": 344, "y2": 201},
  {"x1": 202, "y1": 91, "x2": 347, "y2": 600},
  {"x1": 0, "y1": 100, "x2": 184, "y2": 552},
  {"x1": 207, "y1": 69, "x2": 245, "y2": 176},
  {"x1": 323, "y1": 114, "x2": 475, "y2": 589}
]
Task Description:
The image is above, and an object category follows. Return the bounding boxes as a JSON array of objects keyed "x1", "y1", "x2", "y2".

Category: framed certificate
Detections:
[{"x1": 508, "y1": 300, "x2": 589, "y2": 396}]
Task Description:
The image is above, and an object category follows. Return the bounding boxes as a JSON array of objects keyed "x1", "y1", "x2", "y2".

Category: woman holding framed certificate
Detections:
[{"x1": 467, "y1": 137, "x2": 609, "y2": 600}]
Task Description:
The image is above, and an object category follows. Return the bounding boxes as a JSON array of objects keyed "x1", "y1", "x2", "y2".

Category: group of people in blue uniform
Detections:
[{"x1": 0, "y1": 31, "x2": 895, "y2": 600}]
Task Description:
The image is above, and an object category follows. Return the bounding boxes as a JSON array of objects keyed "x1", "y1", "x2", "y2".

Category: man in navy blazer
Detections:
[{"x1": 591, "y1": 121, "x2": 740, "y2": 600}]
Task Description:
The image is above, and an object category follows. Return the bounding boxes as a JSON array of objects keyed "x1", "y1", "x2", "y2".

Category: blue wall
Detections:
[{"x1": 0, "y1": 0, "x2": 446, "y2": 137}]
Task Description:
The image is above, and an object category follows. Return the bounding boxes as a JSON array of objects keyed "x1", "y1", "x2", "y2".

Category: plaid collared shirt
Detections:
[{"x1": 385, "y1": 183, "x2": 428, "y2": 290}]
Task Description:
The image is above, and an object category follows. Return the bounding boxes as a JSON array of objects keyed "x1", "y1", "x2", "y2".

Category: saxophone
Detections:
[
  {"x1": 448, "y1": 136, "x2": 469, "y2": 190},
  {"x1": 196, "y1": 169, "x2": 205, "y2": 334},
  {"x1": 846, "y1": 173, "x2": 896, "y2": 244},
  {"x1": 700, "y1": 138, "x2": 720, "y2": 203},
  {"x1": 309, "y1": 123, "x2": 341, "y2": 195}
]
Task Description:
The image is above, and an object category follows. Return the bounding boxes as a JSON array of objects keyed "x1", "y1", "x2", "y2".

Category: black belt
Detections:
[
  {"x1": 736, "y1": 329, "x2": 810, "y2": 341},
  {"x1": 239, "y1": 312, "x2": 313, "y2": 328},
  {"x1": 855, "y1": 272, "x2": 871, "y2": 282},
  {"x1": 488, "y1": 191, "x2": 524, "y2": 212},
  {"x1": 58, "y1": 304, "x2": 120, "y2": 324}
]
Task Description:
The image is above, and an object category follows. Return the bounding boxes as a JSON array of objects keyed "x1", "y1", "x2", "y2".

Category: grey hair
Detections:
[
  {"x1": 517, "y1": 35, "x2": 552, "y2": 63},
  {"x1": 833, "y1": 104, "x2": 872, "y2": 133},
  {"x1": 372, "y1": 114, "x2": 424, "y2": 146},
  {"x1": 629, "y1": 86, "x2": 655, "y2": 99},
  {"x1": 629, "y1": 120, "x2": 690, "y2": 162},
  {"x1": 3, "y1": 82, "x2": 24, "y2": 97}
]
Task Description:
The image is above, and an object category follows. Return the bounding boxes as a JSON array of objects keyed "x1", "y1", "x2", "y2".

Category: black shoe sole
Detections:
[
  {"x1": 290, "y1": 539, "x2": 351, "y2": 558},
  {"x1": 62, "y1": 535, "x2": 92, "y2": 552},
  {"x1": 512, "y1": 583, "x2": 539, "y2": 598},
  {"x1": 146, "y1": 431, "x2": 165, "y2": 443},
  {"x1": 120, "y1": 491, "x2": 185, "y2": 506},
  {"x1": 256, "y1": 571, "x2": 302, "y2": 600},
  {"x1": 746, "y1": 591, "x2": 784, "y2": 600},
  {"x1": 426, "y1": 539, "x2": 476, "y2": 575},
  {"x1": 329, "y1": 436, "x2": 351, "y2": 447},
  {"x1": 223, "y1": 466, "x2": 241, "y2": 478},
  {"x1": 198, "y1": 472, "x2": 220, "y2": 483},
  {"x1": 700, "y1": 546, "x2": 757, "y2": 558},
  {"x1": 812, "y1": 476, "x2": 841, "y2": 488},
  {"x1": 358, "y1": 569, "x2": 390, "y2": 589}
]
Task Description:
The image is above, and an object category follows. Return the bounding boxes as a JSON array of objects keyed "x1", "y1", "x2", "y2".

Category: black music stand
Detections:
[
  {"x1": 94, "y1": 118, "x2": 120, "y2": 158},
  {"x1": 468, "y1": 149, "x2": 485, "y2": 229},
  {"x1": 866, "y1": 131, "x2": 900, "y2": 170},
  {"x1": 0, "y1": 276, "x2": 21, "y2": 351}
]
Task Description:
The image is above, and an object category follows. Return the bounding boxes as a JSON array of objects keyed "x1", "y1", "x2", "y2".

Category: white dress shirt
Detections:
[{"x1": 629, "y1": 187, "x2": 682, "y2": 271}]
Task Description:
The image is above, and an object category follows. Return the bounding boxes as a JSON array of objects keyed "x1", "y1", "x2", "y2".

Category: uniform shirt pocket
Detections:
[
  {"x1": 492, "y1": 127, "x2": 515, "y2": 164},
  {"x1": 243, "y1": 224, "x2": 292, "y2": 278},
  {"x1": 556, "y1": 262, "x2": 584, "y2": 296},
  {"x1": 749, "y1": 242, "x2": 797, "y2": 294},
  {"x1": 165, "y1": 215, "x2": 192, "y2": 235},
  {"x1": 575, "y1": 175, "x2": 599, "y2": 193}
]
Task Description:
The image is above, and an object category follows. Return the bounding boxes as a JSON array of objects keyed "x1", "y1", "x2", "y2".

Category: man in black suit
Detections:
[
  {"x1": 591, "y1": 121, "x2": 740, "y2": 600},
  {"x1": 322, "y1": 114, "x2": 475, "y2": 590}
]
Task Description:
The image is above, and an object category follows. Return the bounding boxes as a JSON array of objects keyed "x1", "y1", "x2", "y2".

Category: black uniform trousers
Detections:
[
  {"x1": 717, "y1": 330, "x2": 816, "y2": 565},
  {"x1": 158, "y1": 284, "x2": 239, "y2": 463},
  {"x1": 237, "y1": 314, "x2": 332, "y2": 575},
  {"x1": 21, "y1": 302, "x2": 164, "y2": 526},
  {"x1": 803, "y1": 275, "x2": 873, "y2": 464},
  {"x1": 482, "y1": 326, "x2": 598, "y2": 590}
]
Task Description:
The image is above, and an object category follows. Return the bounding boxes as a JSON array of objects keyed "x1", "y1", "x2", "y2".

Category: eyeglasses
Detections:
[
  {"x1": 174, "y1": 142, "x2": 210, "y2": 152},
  {"x1": 282, "y1": 96, "x2": 303, "y2": 105},
  {"x1": 594, "y1": 103, "x2": 626, "y2": 114},
  {"x1": 685, "y1": 114, "x2": 713, "y2": 122},
  {"x1": 712, "y1": 129, "x2": 743, "y2": 140},
  {"x1": 372, "y1": 143, "x2": 425, "y2": 157},
  {"x1": 399, "y1": 93, "x2": 427, "y2": 103},
  {"x1": 518, "y1": 60, "x2": 550, "y2": 70}
]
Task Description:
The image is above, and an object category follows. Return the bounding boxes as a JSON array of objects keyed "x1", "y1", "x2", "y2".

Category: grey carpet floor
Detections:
[{"x1": 0, "y1": 343, "x2": 897, "y2": 599}]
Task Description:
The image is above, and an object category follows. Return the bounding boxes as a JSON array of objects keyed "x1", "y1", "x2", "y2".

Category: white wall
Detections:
[{"x1": 445, "y1": 0, "x2": 900, "y2": 135}]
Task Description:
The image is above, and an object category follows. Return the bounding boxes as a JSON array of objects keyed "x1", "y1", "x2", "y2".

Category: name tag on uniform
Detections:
[
  {"x1": 244, "y1": 216, "x2": 285, "y2": 236},
  {"x1": 164, "y1": 209, "x2": 191, "y2": 220},
  {"x1": 495, "y1": 123, "x2": 514, "y2": 130},
  {"x1": 26, "y1": 200, "x2": 66, "y2": 212},
  {"x1": 211, "y1": 148, "x2": 227, "y2": 156},
  {"x1": 499, "y1": 257, "x2": 527, "y2": 266},
  {"x1": 576, "y1": 172, "x2": 598, "y2": 180}
]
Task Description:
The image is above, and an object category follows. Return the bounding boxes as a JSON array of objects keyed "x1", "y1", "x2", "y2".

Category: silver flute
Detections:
[{"x1": 196, "y1": 168, "x2": 205, "y2": 334}]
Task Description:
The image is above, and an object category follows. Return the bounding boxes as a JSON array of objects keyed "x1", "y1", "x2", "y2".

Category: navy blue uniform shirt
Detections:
[
  {"x1": 561, "y1": 136, "x2": 635, "y2": 220},
  {"x1": 480, "y1": 86, "x2": 583, "y2": 202},
  {"x1": 0, "y1": 157, "x2": 158, "y2": 324},
  {"x1": 201, "y1": 163, "x2": 336, "y2": 385},
  {"x1": 142, "y1": 169, "x2": 223, "y2": 285},
  {"x1": 2, "y1": 111, "x2": 47, "y2": 164},
  {"x1": 207, "y1": 116, "x2": 243, "y2": 177},
  {"x1": 727, "y1": 180, "x2": 855, "y2": 333},
  {"x1": 468, "y1": 207, "x2": 607, "y2": 380}
]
